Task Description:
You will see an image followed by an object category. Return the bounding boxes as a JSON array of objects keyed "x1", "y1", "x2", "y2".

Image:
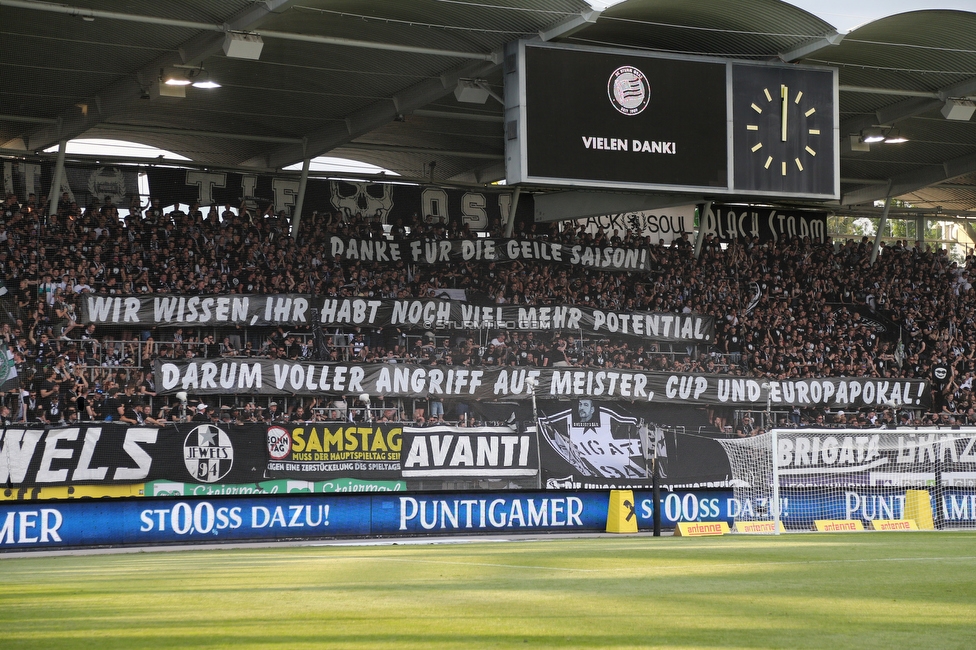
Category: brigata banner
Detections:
[
  {"x1": 264, "y1": 422, "x2": 402, "y2": 480},
  {"x1": 400, "y1": 424, "x2": 538, "y2": 479},
  {"x1": 538, "y1": 400, "x2": 734, "y2": 491},
  {"x1": 155, "y1": 359, "x2": 930, "y2": 409},
  {"x1": 757, "y1": 430, "x2": 976, "y2": 488},
  {"x1": 80, "y1": 293, "x2": 714, "y2": 342}
]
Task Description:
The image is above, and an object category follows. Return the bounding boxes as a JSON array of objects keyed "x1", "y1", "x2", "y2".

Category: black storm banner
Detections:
[
  {"x1": 699, "y1": 203, "x2": 828, "y2": 243},
  {"x1": 81, "y1": 293, "x2": 714, "y2": 343},
  {"x1": 537, "y1": 400, "x2": 733, "y2": 490},
  {"x1": 155, "y1": 360, "x2": 930, "y2": 409}
]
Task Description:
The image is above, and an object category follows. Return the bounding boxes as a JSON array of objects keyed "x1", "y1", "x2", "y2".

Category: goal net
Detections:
[{"x1": 718, "y1": 428, "x2": 976, "y2": 533}]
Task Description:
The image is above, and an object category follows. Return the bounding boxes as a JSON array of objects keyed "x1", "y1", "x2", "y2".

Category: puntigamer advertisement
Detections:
[{"x1": 4, "y1": 487, "x2": 976, "y2": 550}]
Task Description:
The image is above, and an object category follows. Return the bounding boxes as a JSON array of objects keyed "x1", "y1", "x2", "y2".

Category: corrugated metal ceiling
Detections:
[{"x1": 2, "y1": 0, "x2": 976, "y2": 213}]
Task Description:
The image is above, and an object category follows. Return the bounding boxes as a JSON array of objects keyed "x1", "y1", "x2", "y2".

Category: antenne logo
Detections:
[
  {"x1": 608, "y1": 66, "x2": 649, "y2": 116},
  {"x1": 183, "y1": 425, "x2": 234, "y2": 483}
]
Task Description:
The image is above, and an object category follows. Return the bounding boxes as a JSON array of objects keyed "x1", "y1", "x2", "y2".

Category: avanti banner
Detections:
[{"x1": 400, "y1": 424, "x2": 539, "y2": 479}]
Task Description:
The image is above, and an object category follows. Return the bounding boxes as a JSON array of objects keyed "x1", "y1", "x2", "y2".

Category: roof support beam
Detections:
[
  {"x1": 412, "y1": 110, "x2": 503, "y2": 123},
  {"x1": 538, "y1": 9, "x2": 602, "y2": 42},
  {"x1": 340, "y1": 142, "x2": 502, "y2": 160},
  {"x1": 98, "y1": 123, "x2": 303, "y2": 145},
  {"x1": 0, "y1": 1, "x2": 497, "y2": 63},
  {"x1": 7, "y1": 0, "x2": 301, "y2": 152},
  {"x1": 245, "y1": 58, "x2": 501, "y2": 169},
  {"x1": 779, "y1": 31, "x2": 844, "y2": 62},
  {"x1": 842, "y1": 151, "x2": 976, "y2": 206},
  {"x1": 446, "y1": 161, "x2": 507, "y2": 185},
  {"x1": 839, "y1": 76, "x2": 976, "y2": 137}
]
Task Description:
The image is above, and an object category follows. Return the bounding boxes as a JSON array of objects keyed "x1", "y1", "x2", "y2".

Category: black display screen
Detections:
[{"x1": 523, "y1": 46, "x2": 728, "y2": 189}]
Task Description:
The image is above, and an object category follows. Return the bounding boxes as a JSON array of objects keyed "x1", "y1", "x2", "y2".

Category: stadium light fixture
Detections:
[
  {"x1": 860, "y1": 127, "x2": 884, "y2": 143},
  {"x1": 162, "y1": 66, "x2": 221, "y2": 89},
  {"x1": 161, "y1": 68, "x2": 191, "y2": 86},
  {"x1": 191, "y1": 70, "x2": 221, "y2": 89},
  {"x1": 883, "y1": 128, "x2": 908, "y2": 144},
  {"x1": 941, "y1": 98, "x2": 976, "y2": 121},
  {"x1": 223, "y1": 32, "x2": 264, "y2": 60}
]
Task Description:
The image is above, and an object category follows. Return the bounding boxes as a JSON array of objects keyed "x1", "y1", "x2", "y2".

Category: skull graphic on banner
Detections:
[{"x1": 330, "y1": 180, "x2": 394, "y2": 222}]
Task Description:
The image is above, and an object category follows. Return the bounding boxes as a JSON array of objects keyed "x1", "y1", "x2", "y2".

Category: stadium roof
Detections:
[{"x1": 2, "y1": 0, "x2": 976, "y2": 216}]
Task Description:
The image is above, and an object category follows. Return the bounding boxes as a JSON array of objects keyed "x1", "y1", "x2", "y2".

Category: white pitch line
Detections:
[
  {"x1": 332, "y1": 555, "x2": 599, "y2": 573},
  {"x1": 585, "y1": 555, "x2": 976, "y2": 573}
]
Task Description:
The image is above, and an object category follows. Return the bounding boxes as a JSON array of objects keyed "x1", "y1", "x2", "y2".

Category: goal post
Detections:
[{"x1": 718, "y1": 428, "x2": 976, "y2": 533}]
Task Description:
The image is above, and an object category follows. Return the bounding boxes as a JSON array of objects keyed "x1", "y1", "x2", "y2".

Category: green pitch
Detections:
[{"x1": 2, "y1": 533, "x2": 974, "y2": 649}]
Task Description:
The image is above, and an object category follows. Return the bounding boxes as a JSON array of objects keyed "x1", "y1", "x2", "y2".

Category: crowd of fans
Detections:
[{"x1": 2, "y1": 186, "x2": 975, "y2": 430}]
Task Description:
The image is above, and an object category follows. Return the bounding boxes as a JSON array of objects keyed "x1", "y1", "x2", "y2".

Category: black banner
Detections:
[
  {"x1": 326, "y1": 236, "x2": 652, "y2": 272},
  {"x1": 2, "y1": 160, "x2": 140, "y2": 209},
  {"x1": 400, "y1": 424, "x2": 538, "y2": 479},
  {"x1": 518, "y1": 44, "x2": 729, "y2": 189},
  {"x1": 0, "y1": 424, "x2": 265, "y2": 488},
  {"x1": 699, "y1": 203, "x2": 828, "y2": 243},
  {"x1": 156, "y1": 359, "x2": 930, "y2": 409},
  {"x1": 538, "y1": 400, "x2": 733, "y2": 490},
  {"x1": 80, "y1": 293, "x2": 713, "y2": 342},
  {"x1": 144, "y1": 168, "x2": 532, "y2": 231}
]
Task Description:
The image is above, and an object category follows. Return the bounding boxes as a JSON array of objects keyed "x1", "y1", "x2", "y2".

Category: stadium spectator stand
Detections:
[{"x1": 3, "y1": 188, "x2": 973, "y2": 430}]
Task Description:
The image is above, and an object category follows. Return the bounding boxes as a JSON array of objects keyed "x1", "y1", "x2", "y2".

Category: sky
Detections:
[
  {"x1": 585, "y1": 0, "x2": 976, "y2": 32},
  {"x1": 782, "y1": 0, "x2": 976, "y2": 32}
]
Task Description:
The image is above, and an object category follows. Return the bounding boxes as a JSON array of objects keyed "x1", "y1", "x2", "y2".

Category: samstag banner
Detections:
[
  {"x1": 80, "y1": 293, "x2": 713, "y2": 343},
  {"x1": 155, "y1": 359, "x2": 930, "y2": 410},
  {"x1": 264, "y1": 422, "x2": 402, "y2": 480},
  {"x1": 400, "y1": 425, "x2": 538, "y2": 479}
]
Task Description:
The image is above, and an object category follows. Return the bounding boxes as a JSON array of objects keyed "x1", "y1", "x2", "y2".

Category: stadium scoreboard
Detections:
[{"x1": 504, "y1": 40, "x2": 838, "y2": 200}]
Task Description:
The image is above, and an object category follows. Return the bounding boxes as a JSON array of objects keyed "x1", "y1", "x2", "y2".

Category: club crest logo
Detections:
[
  {"x1": 183, "y1": 425, "x2": 234, "y2": 483},
  {"x1": 608, "y1": 66, "x2": 650, "y2": 116}
]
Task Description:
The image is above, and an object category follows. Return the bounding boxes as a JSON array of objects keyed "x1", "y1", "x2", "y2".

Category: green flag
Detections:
[{"x1": 0, "y1": 340, "x2": 18, "y2": 392}]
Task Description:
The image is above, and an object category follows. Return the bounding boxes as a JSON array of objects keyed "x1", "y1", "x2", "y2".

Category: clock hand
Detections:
[{"x1": 781, "y1": 84, "x2": 788, "y2": 142}]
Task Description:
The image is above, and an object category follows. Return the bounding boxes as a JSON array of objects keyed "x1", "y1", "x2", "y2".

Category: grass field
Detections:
[{"x1": 1, "y1": 532, "x2": 974, "y2": 649}]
